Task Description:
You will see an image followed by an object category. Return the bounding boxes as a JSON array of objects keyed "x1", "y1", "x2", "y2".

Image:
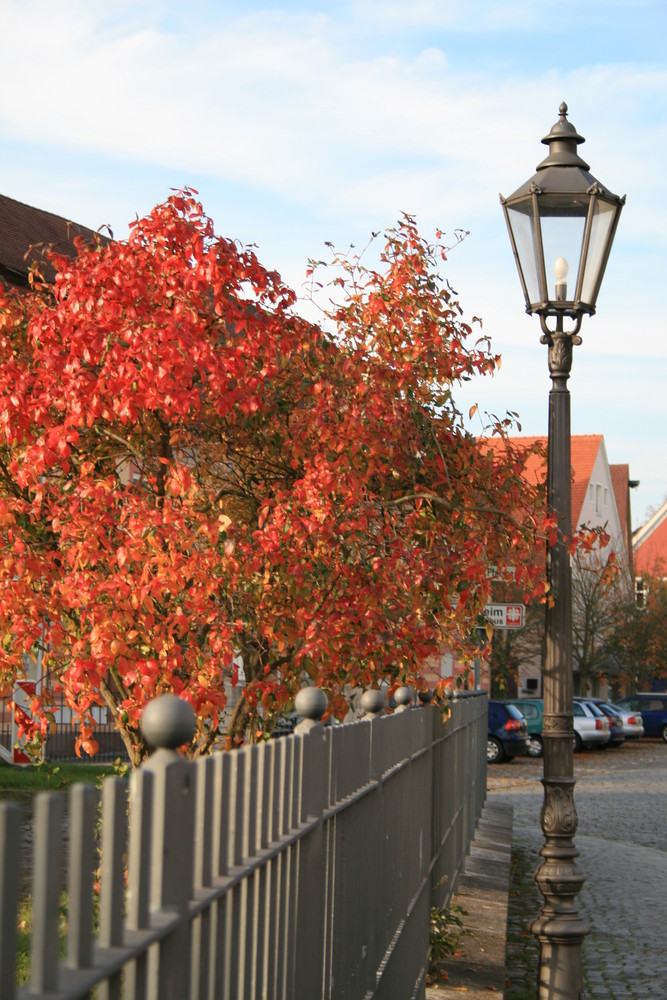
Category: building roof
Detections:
[
  {"x1": 610, "y1": 463, "x2": 633, "y2": 565},
  {"x1": 0, "y1": 192, "x2": 105, "y2": 287},
  {"x1": 483, "y1": 434, "x2": 604, "y2": 524},
  {"x1": 633, "y1": 500, "x2": 667, "y2": 578}
]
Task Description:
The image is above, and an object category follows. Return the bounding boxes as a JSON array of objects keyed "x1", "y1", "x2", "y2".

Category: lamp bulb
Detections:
[{"x1": 554, "y1": 256, "x2": 569, "y2": 281}]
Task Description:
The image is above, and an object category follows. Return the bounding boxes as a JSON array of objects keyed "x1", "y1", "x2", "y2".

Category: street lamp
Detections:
[{"x1": 500, "y1": 103, "x2": 624, "y2": 999}]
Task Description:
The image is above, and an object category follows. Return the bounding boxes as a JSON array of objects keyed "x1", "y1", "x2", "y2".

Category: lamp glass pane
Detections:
[
  {"x1": 506, "y1": 202, "x2": 541, "y2": 306},
  {"x1": 580, "y1": 199, "x2": 616, "y2": 306},
  {"x1": 538, "y1": 198, "x2": 587, "y2": 302}
]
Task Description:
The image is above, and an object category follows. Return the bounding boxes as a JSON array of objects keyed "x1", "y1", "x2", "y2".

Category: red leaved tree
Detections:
[{"x1": 0, "y1": 191, "x2": 551, "y2": 764}]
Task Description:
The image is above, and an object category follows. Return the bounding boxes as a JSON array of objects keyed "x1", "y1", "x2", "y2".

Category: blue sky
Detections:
[{"x1": 1, "y1": 0, "x2": 665, "y2": 528}]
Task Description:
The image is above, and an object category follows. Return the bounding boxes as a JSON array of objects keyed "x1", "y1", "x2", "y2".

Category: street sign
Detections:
[
  {"x1": 483, "y1": 603, "x2": 525, "y2": 629},
  {"x1": 485, "y1": 565, "x2": 516, "y2": 580}
]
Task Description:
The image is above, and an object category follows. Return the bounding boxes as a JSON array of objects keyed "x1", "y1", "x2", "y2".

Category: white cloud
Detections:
[{"x1": 0, "y1": 0, "x2": 664, "y2": 518}]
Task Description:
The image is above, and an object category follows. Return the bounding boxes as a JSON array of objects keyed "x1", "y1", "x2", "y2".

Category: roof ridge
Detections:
[{"x1": 0, "y1": 192, "x2": 93, "y2": 229}]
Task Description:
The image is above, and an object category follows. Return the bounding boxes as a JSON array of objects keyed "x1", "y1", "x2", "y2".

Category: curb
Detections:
[{"x1": 426, "y1": 801, "x2": 514, "y2": 998}]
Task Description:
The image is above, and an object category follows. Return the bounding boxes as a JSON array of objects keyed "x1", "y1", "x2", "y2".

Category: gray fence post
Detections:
[
  {"x1": 293, "y1": 687, "x2": 329, "y2": 996},
  {"x1": 140, "y1": 694, "x2": 196, "y2": 1000}
]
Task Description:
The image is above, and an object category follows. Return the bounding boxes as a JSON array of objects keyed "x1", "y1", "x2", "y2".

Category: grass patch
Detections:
[
  {"x1": 0, "y1": 760, "x2": 122, "y2": 801},
  {"x1": 2, "y1": 761, "x2": 115, "y2": 987}
]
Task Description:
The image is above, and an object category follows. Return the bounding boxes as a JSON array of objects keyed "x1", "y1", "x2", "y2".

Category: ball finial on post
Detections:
[
  {"x1": 294, "y1": 687, "x2": 328, "y2": 733},
  {"x1": 141, "y1": 695, "x2": 196, "y2": 751},
  {"x1": 360, "y1": 689, "x2": 386, "y2": 718}
]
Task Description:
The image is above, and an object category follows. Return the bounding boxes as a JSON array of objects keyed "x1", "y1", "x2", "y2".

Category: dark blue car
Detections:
[
  {"x1": 487, "y1": 700, "x2": 530, "y2": 763},
  {"x1": 615, "y1": 693, "x2": 667, "y2": 742}
]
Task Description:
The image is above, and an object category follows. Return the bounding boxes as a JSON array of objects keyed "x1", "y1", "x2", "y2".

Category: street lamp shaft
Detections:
[{"x1": 532, "y1": 319, "x2": 589, "y2": 998}]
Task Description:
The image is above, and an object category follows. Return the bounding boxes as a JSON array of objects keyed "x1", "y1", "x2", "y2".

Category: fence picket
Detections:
[
  {"x1": 0, "y1": 802, "x2": 21, "y2": 1000},
  {"x1": 125, "y1": 767, "x2": 154, "y2": 1000},
  {"x1": 98, "y1": 777, "x2": 129, "y2": 1000},
  {"x1": 209, "y1": 751, "x2": 229, "y2": 1000},
  {"x1": 66, "y1": 783, "x2": 98, "y2": 971},
  {"x1": 191, "y1": 755, "x2": 214, "y2": 1000},
  {"x1": 30, "y1": 792, "x2": 66, "y2": 994}
]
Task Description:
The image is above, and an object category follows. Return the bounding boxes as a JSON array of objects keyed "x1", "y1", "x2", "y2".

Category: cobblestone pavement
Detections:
[{"x1": 487, "y1": 739, "x2": 667, "y2": 999}]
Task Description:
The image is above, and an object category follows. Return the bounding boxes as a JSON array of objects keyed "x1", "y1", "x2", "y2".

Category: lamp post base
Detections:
[
  {"x1": 533, "y1": 936, "x2": 588, "y2": 1000},
  {"x1": 531, "y1": 772, "x2": 590, "y2": 998}
]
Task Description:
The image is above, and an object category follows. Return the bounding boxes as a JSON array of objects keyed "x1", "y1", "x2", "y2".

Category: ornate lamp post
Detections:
[{"x1": 500, "y1": 104, "x2": 624, "y2": 998}]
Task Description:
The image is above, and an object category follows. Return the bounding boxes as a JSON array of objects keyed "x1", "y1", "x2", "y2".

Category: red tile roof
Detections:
[
  {"x1": 0, "y1": 193, "x2": 105, "y2": 287},
  {"x1": 482, "y1": 434, "x2": 604, "y2": 524},
  {"x1": 610, "y1": 463, "x2": 632, "y2": 564},
  {"x1": 633, "y1": 501, "x2": 667, "y2": 577}
]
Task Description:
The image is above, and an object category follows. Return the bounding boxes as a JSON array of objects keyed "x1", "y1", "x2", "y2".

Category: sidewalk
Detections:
[
  {"x1": 428, "y1": 741, "x2": 667, "y2": 1000},
  {"x1": 426, "y1": 801, "x2": 513, "y2": 998}
]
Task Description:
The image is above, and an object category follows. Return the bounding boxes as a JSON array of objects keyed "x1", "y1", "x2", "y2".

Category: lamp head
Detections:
[{"x1": 500, "y1": 103, "x2": 624, "y2": 320}]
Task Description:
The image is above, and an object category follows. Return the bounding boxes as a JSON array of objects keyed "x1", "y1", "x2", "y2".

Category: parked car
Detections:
[
  {"x1": 615, "y1": 693, "x2": 667, "y2": 742},
  {"x1": 487, "y1": 700, "x2": 530, "y2": 763},
  {"x1": 574, "y1": 697, "x2": 624, "y2": 747},
  {"x1": 504, "y1": 698, "x2": 544, "y2": 757},
  {"x1": 572, "y1": 699, "x2": 610, "y2": 752},
  {"x1": 608, "y1": 702, "x2": 644, "y2": 740}
]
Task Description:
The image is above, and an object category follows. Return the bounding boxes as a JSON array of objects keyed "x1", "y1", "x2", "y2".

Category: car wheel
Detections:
[
  {"x1": 487, "y1": 737, "x2": 504, "y2": 764},
  {"x1": 527, "y1": 735, "x2": 543, "y2": 758},
  {"x1": 573, "y1": 731, "x2": 583, "y2": 753},
  {"x1": 661, "y1": 724, "x2": 667, "y2": 744}
]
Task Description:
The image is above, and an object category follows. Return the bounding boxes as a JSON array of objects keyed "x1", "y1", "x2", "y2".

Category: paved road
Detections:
[{"x1": 488, "y1": 740, "x2": 667, "y2": 999}]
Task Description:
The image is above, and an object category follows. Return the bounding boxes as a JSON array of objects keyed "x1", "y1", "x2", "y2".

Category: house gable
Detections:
[
  {"x1": 633, "y1": 500, "x2": 667, "y2": 578},
  {"x1": 482, "y1": 433, "x2": 629, "y2": 565}
]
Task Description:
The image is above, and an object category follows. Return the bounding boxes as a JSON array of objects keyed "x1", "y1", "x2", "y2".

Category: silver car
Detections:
[
  {"x1": 609, "y1": 702, "x2": 645, "y2": 739},
  {"x1": 573, "y1": 699, "x2": 610, "y2": 751}
]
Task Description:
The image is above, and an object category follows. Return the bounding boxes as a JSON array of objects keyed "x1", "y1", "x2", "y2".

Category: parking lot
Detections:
[
  {"x1": 487, "y1": 735, "x2": 667, "y2": 790},
  {"x1": 488, "y1": 739, "x2": 667, "y2": 999}
]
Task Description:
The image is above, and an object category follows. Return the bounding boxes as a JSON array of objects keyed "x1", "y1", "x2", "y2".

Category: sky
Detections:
[{"x1": 0, "y1": 0, "x2": 665, "y2": 529}]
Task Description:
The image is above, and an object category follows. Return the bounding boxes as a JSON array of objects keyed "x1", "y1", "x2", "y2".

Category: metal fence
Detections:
[
  {"x1": 0, "y1": 687, "x2": 487, "y2": 1000},
  {"x1": 0, "y1": 688, "x2": 128, "y2": 765}
]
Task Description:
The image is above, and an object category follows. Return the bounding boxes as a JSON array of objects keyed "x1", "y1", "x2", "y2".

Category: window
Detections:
[{"x1": 635, "y1": 578, "x2": 649, "y2": 609}]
